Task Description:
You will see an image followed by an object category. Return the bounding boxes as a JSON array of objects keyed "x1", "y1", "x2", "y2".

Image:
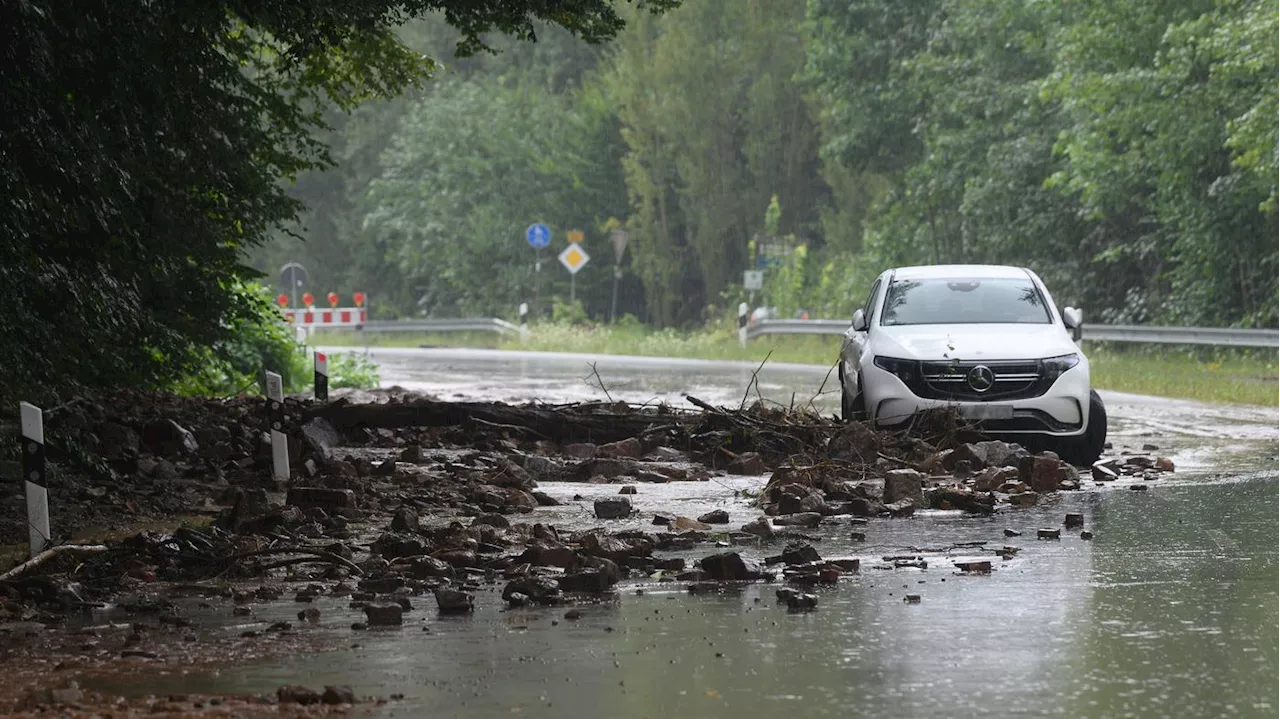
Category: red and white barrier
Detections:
[{"x1": 282, "y1": 307, "x2": 367, "y2": 328}]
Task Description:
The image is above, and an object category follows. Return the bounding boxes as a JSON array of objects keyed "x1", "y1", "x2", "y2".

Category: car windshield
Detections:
[{"x1": 880, "y1": 277, "x2": 1051, "y2": 326}]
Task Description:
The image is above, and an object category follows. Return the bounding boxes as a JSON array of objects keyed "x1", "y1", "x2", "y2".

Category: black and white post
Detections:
[
  {"x1": 519, "y1": 302, "x2": 529, "y2": 344},
  {"x1": 737, "y1": 302, "x2": 749, "y2": 349},
  {"x1": 264, "y1": 371, "x2": 290, "y2": 481},
  {"x1": 20, "y1": 402, "x2": 50, "y2": 558},
  {"x1": 314, "y1": 351, "x2": 329, "y2": 402}
]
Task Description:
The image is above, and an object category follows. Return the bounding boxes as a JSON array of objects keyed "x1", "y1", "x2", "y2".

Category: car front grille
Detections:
[{"x1": 907, "y1": 360, "x2": 1048, "y2": 401}]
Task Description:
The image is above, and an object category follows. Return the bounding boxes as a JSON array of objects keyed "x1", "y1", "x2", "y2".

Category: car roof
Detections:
[{"x1": 889, "y1": 264, "x2": 1032, "y2": 281}]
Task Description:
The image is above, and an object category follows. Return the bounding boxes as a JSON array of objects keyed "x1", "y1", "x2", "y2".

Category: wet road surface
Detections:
[{"x1": 95, "y1": 347, "x2": 1278, "y2": 717}]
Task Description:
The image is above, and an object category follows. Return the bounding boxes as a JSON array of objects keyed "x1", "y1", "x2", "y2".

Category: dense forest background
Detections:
[{"x1": 251, "y1": 0, "x2": 1277, "y2": 329}]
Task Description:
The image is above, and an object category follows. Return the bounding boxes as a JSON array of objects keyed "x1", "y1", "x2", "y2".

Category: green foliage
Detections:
[
  {"x1": 327, "y1": 352, "x2": 382, "y2": 390},
  {"x1": 1, "y1": 0, "x2": 676, "y2": 405},
  {"x1": 169, "y1": 284, "x2": 311, "y2": 397}
]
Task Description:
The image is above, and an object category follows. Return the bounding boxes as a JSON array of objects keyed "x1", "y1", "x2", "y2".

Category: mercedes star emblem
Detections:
[{"x1": 966, "y1": 365, "x2": 995, "y2": 393}]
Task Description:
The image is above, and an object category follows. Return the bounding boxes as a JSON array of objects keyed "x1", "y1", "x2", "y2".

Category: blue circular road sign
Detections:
[{"x1": 526, "y1": 223, "x2": 551, "y2": 249}]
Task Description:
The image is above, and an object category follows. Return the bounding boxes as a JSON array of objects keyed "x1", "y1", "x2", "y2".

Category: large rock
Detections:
[
  {"x1": 389, "y1": 507, "x2": 419, "y2": 533},
  {"x1": 98, "y1": 422, "x2": 140, "y2": 459},
  {"x1": 519, "y1": 542, "x2": 580, "y2": 569},
  {"x1": 1019, "y1": 454, "x2": 1077, "y2": 493},
  {"x1": 972, "y1": 466, "x2": 1019, "y2": 492},
  {"x1": 599, "y1": 437, "x2": 643, "y2": 458},
  {"x1": 371, "y1": 532, "x2": 429, "y2": 560},
  {"x1": 700, "y1": 552, "x2": 761, "y2": 581},
  {"x1": 726, "y1": 452, "x2": 767, "y2": 475},
  {"x1": 558, "y1": 568, "x2": 617, "y2": 593},
  {"x1": 773, "y1": 512, "x2": 822, "y2": 528},
  {"x1": 300, "y1": 418, "x2": 342, "y2": 461},
  {"x1": 580, "y1": 532, "x2": 652, "y2": 560},
  {"x1": 142, "y1": 418, "x2": 199, "y2": 457},
  {"x1": 432, "y1": 587, "x2": 474, "y2": 614},
  {"x1": 883, "y1": 469, "x2": 924, "y2": 505},
  {"x1": 362, "y1": 603, "x2": 403, "y2": 626},
  {"x1": 594, "y1": 497, "x2": 633, "y2": 520},
  {"x1": 502, "y1": 577, "x2": 562, "y2": 606},
  {"x1": 741, "y1": 517, "x2": 774, "y2": 538},
  {"x1": 781, "y1": 543, "x2": 821, "y2": 565},
  {"x1": 405, "y1": 557, "x2": 454, "y2": 580},
  {"x1": 777, "y1": 485, "x2": 825, "y2": 515},
  {"x1": 287, "y1": 487, "x2": 356, "y2": 510},
  {"x1": 697, "y1": 509, "x2": 730, "y2": 524},
  {"x1": 942, "y1": 443, "x2": 986, "y2": 471},
  {"x1": 974, "y1": 440, "x2": 1016, "y2": 468},
  {"x1": 827, "y1": 422, "x2": 879, "y2": 464}
]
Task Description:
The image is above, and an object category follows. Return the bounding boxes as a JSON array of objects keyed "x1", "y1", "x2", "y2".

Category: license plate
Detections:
[{"x1": 959, "y1": 404, "x2": 1014, "y2": 420}]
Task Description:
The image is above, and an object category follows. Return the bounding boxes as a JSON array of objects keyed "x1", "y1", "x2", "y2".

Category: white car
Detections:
[{"x1": 838, "y1": 264, "x2": 1106, "y2": 465}]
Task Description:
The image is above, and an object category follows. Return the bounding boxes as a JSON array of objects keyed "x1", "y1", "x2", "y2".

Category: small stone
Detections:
[
  {"x1": 389, "y1": 507, "x2": 419, "y2": 533},
  {"x1": 1080, "y1": 531, "x2": 1094, "y2": 540},
  {"x1": 850, "y1": 532, "x2": 866, "y2": 542},
  {"x1": 786, "y1": 593, "x2": 818, "y2": 611},
  {"x1": 618, "y1": 485, "x2": 637, "y2": 495},
  {"x1": 954, "y1": 560, "x2": 992, "y2": 573},
  {"x1": 594, "y1": 497, "x2": 632, "y2": 520},
  {"x1": 1003, "y1": 528, "x2": 1021, "y2": 537},
  {"x1": 904, "y1": 594, "x2": 922, "y2": 604},
  {"x1": 1154, "y1": 457, "x2": 1175, "y2": 472},
  {"x1": 1037, "y1": 528, "x2": 1061, "y2": 540},
  {"x1": 740, "y1": 517, "x2": 774, "y2": 538},
  {"x1": 432, "y1": 587, "x2": 475, "y2": 614},
  {"x1": 321, "y1": 686, "x2": 356, "y2": 705},
  {"x1": 697, "y1": 509, "x2": 730, "y2": 524},
  {"x1": 277, "y1": 685, "x2": 321, "y2": 705},
  {"x1": 1064, "y1": 513, "x2": 1085, "y2": 528},
  {"x1": 362, "y1": 604, "x2": 403, "y2": 626},
  {"x1": 1129, "y1": 484, "x2": 1149, "y2": 491},
  {"x1": 564, "y1": 609, "x2": 583, "y2": 620}
]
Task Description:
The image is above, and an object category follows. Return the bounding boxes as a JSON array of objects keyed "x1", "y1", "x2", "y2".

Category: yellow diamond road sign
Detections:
[{"x1": 559, "y1": 244, "x2": 590, "y2": 275}]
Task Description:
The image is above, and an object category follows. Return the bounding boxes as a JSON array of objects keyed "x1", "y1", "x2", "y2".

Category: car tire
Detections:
[
  {"x1": 1059, "y1": 390, "x2": 1107, "y2": 466},
  {"x1": 841, "y1": 371, "x2": 867, "y2": 423}
]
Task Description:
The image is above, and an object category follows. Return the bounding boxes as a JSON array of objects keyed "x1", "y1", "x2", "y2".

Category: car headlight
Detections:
[
  {"x1": 1041, "y1": 353, "x2": 1080, "y2": 382},
  {"x1": 873, "y1": 356, "x2": 919, "y2": 382}
]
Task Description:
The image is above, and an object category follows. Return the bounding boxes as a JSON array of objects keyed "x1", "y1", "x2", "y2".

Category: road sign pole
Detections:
[
  {"x1": 610, "y1": 266, "x2": 621, "y2": 323},
  {"x1": 20, "y1": 402, "x2": 50, "y2": 559},
  {"x1": 570, "y1": 273, "x2": 576, "y2": 306},
  {"x1": 534, "y1": 248, "x2": 542, "y2": 321},
  {"x1": 738, "y1": 302, "x2": 749, "y2": 349}
]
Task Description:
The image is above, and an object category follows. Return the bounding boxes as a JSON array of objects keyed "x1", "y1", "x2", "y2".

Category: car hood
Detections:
[{"x1": 873, "y1": 324, "x2": 1078, "y2": 361}]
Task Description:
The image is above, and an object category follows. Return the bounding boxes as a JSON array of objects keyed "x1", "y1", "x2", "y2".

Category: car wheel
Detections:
[
  {"x1": 841, "y1": 372, "x2": 867, "y2": 423},
  {"x1": 1059, "y1": 390, "x2": 1107, "y2": 466}
]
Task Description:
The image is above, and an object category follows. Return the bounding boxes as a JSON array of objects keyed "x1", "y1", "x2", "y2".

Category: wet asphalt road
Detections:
[{"x1": 97, "y1": 347, "x2": 1279, "y2": 717}]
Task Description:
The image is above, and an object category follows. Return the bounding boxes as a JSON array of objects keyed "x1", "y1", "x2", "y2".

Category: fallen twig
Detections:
[
  {"x1": 1, "y1": 544, "x2": 108, "y2": 581},
  {"x1": 584, "y1": 361, "x2": 615, "y2": 403},
  {"x1": 739, "y1": 350, "x2": 773, "y2": 411}
]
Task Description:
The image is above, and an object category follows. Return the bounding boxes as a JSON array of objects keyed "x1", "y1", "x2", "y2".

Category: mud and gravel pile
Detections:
[{"x1": 1, "y1": 390, "x2": 1178, "y2": 666}]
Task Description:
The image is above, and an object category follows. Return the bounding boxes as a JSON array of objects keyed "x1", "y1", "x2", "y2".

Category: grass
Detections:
[{"x1": 311, "y1": 324, "x2": 1278, "y2": 406}]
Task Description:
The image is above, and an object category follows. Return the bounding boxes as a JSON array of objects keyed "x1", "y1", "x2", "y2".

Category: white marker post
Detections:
[
  {"x1": 264, "y1": 372, "x2": 290, "y2": 481},
  {"x1": 518, "y1": 302, "x2": 529, "y2": 345},
  {"x1": 738, "y1": 302, "x2": 749, "y2": 349},
  {"x1": 314, "y1": 351, "x2": 329, "y2": 402},
  {"x1": 20, "y1": 402, "x2": 50, "y2": 558}
]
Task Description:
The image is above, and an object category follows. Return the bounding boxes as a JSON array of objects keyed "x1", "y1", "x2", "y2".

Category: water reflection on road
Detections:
[{"x1": 105, "y1": 347, "x2": 1276, "y2": 717}]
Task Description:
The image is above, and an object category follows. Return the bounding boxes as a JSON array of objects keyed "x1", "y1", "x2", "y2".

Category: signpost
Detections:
[
  {"x1": 610, "y1": 229, "x2": 629, "y2": 323},
  {"x1": 527, "y1": 223, "x2": 550, "y2": 319},
  {"x1": 743, "y1": 269, "x2": 764, "y2": 308},
  {"x1": 567, "y1": 229, "x2": 584, "y2": 244},
  {"x1": 558, "y1": 244, "x2": 590, "y2": 304}
]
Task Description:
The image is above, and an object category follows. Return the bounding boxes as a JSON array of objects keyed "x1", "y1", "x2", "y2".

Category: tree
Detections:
[{"x1": 0, "y1": 0, "x2": 678, "y2": 404}]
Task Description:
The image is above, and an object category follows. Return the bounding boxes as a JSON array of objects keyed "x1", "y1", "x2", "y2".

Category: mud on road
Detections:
[{"x1": 0, "y1": 387, "x2": 1211, "y2": 715}]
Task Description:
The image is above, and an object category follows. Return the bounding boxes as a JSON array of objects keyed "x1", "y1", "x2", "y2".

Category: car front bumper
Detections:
[{"x1": 864, "y1": 362, "x2": 1091, "y2": 437}]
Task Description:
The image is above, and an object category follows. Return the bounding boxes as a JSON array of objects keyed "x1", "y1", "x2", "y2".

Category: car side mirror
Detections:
[
  {"x1": 1062, "y1": 307, "x2": 1083, "y2": 342},
  {"x1": 851, "y1": 308, "x2": 868, "y2": 331}
]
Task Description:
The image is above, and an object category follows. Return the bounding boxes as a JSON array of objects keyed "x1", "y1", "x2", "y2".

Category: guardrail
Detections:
[
  {"x1": 745, "y1": 319, "x2": 1278, "y2": 348},
  {"x1": 318, "y1": 317, "x2": 528, "y2": 340}
]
